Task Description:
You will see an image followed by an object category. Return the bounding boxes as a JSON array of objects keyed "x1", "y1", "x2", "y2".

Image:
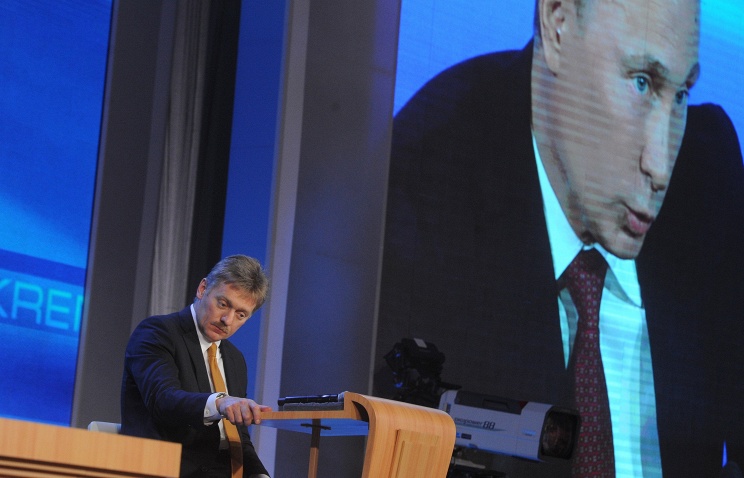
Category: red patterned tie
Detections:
[{"x1": 564, "y1": 249, "x2": 615, "y2": 477}]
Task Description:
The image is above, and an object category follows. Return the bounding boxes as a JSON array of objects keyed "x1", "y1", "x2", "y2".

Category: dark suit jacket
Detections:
[
  {"x1": 121, "y1": 307, "x2": 268, "y2": 477},
  {"x1": 377, "y1": 42, "x2": 744, "y2": 477}
]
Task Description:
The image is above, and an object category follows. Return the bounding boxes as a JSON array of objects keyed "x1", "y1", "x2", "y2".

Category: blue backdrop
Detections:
[{"x1": 0, "y1": 0, "x2": 111, "y2": 425}]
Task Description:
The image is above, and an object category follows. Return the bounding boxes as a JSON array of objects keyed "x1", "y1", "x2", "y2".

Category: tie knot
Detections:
[
  {"x1": 562, "y1": 249, "x2": 608, "y2": 326},
  {"x1": 208, "y1": 343, "x2": 218, "y2": 359},
  {"x1": 564, "y1": 248, "x2": 608, "y2": 286}
]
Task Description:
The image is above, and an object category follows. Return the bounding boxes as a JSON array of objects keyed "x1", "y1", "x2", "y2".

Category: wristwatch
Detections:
[{"x1": 215, "y1": 392, "x2": 228, "y2": 418}]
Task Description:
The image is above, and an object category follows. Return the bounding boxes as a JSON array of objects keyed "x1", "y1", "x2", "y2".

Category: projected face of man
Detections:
[{"x1": 532, "y1": 0, "x2": 700, "y2": 259}]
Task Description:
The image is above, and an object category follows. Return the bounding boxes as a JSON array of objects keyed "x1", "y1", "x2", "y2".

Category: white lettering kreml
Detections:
[
  {"x1": 0, "y1": 276, "x2": 82, "y2": 335},
  {"x1": 0, "y1": 278, "x2": 9, "y2": 318},
  {"x1": 13, "y1": 281, "x2": 43, "y2": 324}
]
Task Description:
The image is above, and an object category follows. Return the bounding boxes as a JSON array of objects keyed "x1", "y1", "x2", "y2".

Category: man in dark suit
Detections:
[
  {"x1": 377, "y1": 0, "x2": 744, "y2": 476},
  {"x1": 121, "y1": 255, "x2": 271, "y2": 477}
]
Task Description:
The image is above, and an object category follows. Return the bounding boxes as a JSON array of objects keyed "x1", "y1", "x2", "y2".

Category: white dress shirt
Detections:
[{"x1": 533, "y1": 135, "x2": 663, "y2": 477}]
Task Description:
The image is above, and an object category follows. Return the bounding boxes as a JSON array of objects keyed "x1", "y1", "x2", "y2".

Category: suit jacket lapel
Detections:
[
  {"x1": 177, "y1": 307, "x2": 213, "y2": 393},
  {"x1": 220, "y1": 343, "x2": 236, "y2": 395},
  {"x1": 220, "y1": 342, "x2": 246, "y2": 398},
  {"x1": 486, "y1": 44, "x2": 569, "y2": 404}
]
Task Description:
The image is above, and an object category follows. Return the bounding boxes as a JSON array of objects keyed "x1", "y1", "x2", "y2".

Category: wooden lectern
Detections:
[
  {"x1": 0, "y1": 417, "x2": 181, "y2": 477},
  {"x1": 259, "y1": 392, "x2": 456, "y2": 478}
]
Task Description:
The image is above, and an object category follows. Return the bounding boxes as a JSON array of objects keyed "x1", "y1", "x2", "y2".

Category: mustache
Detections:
[{"x1": 211, "y1": 322, "x2": 228, "y2": 333}]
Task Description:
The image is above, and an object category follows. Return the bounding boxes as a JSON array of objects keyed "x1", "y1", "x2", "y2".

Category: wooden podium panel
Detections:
[
  {"x1": 0, "y1": 417, "x2": 181, "y2": 478},
  {"x1": 259, "y1": 392, "x2": 456, "y2": 478}
]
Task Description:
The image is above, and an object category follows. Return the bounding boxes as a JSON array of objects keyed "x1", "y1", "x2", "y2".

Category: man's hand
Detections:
[{"x1": 215, "y1": 395, "x2": 272, "y2": 425}]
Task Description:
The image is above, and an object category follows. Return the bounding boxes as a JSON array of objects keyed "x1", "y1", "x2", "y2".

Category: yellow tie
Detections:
[{"x1": 208, "y1": 343, "x2": 243, "y2": 478}]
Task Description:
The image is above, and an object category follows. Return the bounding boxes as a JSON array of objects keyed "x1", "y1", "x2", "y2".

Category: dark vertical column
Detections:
[
  {"x1": 187, "y1": 0, "x2": 242, "y2": 293},
  {"x1": 272, "y1": 0, "x2": 401, "y2": 475},
  {"x1": 71, "y1": 0, "x2": 177, "y2": 429}
]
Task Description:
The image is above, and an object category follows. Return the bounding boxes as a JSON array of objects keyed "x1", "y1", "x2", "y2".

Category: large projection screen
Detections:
[
  {"x1": 377, "y1": 1, "x2": 744, "y2": 477},
  {"x1": 0, "y1": 0, "x2": 111, "y2": 425}
]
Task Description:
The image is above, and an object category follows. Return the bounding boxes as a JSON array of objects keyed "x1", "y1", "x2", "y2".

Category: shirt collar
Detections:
[
  {"x1": 190, "y1": 303, "x2": 221, "y2": 352},
  {"x1": 532, "y1": 134, "x2": 643, "y2": 307}
]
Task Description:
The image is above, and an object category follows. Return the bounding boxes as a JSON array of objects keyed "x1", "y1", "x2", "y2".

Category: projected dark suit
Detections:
[
  {"x1": 121, "y1": 308, "x2": 268, "y2": 477},
  {"x1": 378, "y1": 43, "x2": 744, "y2": 477}
]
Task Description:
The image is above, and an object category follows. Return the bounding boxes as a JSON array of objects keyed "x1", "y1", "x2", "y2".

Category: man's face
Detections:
[
  {"x1": 543, "y1": 0, "x2": 700, "y2": 258},
  {"x1": 194, "y1": 279, "x2": 257, "y2": 342}
]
